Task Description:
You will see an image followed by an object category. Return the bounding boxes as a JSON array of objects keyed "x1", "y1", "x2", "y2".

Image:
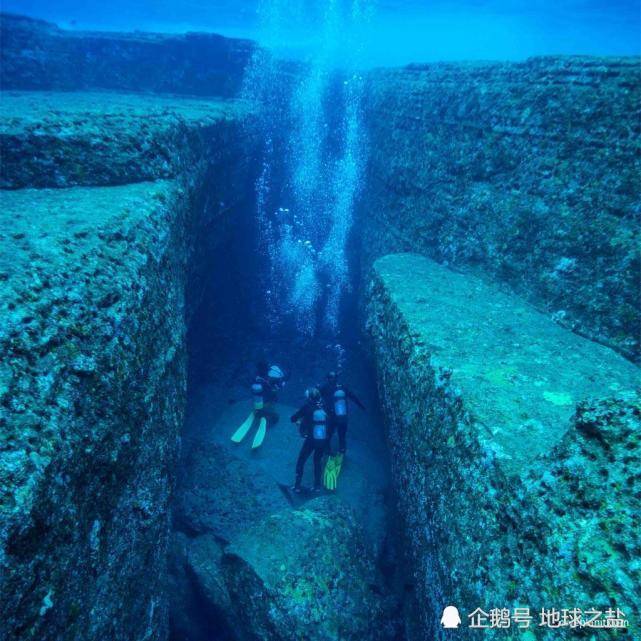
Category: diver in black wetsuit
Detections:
[
  {"x1": 230, "y1": 362, "x2": 286, "y2": 448},
  {"x1": 320, "y1": 371, "x2": 365, "y2": 455},
  {"x1": 290, "y1": 388, "x2": 328, "y2": 493}
]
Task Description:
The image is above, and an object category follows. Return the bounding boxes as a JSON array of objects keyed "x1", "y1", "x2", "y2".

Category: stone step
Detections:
[
  {"x1": 369, "y1": 252, "x2": 638, "y2": 477},
  {"x1": 366, "y1": 252, "x2": 640, "y2": 639},
  {"x1": 0, "y1": 90, "x2": 251, "y2": 188}
]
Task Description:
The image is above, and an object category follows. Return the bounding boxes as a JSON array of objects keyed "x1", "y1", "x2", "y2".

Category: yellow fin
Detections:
[{"x1": 324, "y1": 454, "x2": 344, "y2": 490}]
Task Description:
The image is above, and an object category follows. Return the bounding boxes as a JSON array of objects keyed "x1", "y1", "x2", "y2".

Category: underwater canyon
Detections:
[{"x1": 0, "y1": 11, "x2": 640, "y2": 641}]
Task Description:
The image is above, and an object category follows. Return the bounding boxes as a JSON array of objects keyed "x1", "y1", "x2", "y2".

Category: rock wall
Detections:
[
  {"x1": 0, "y1": 13, "x2": 254, "y2": 97},
  {"x1": 0, "y1": 181, "x2": 193, "y2": 641},
  {"x1": 0, "y1": 92, "x2": 254, "y2": 641},
  {"x1": 360, "y1": 57, "x2": 641, "y2": 360},
  {"x1": 366, "y1": 254, "x2": 640, "y2": 640}
]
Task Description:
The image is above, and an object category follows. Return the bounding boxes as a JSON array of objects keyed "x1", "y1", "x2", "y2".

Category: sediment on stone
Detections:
[{"x1": 366, "y1": 253, "x2": 640, "y2": 640}]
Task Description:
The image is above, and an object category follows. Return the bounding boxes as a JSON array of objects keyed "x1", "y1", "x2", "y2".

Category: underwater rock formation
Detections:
[
  {"x1": 223, "y1": 498, "x2": 391, "y2": 641},
  {"x1": 1, "y1": 13, "x2": 639, "y2": 641},
  {"x1": 170, "y1": 411, "x2": 395, "y2": 641},
  {"x1": 169, "y1": 440, "x2": 275, "y2": 641},
  {"x1": 366, "y1": 253, "x2": 640, "y2": 639},
  {"x1": 0, "y1": 13, "x2": 254, "y2": 97},
  {"x1": 361, "y1": 58, "x2": 641, "y2": 360},
  {"x1": 0, "y1": 181, "x2": 192, "y2": 641},
  {"x1": 173, "y1": 442, "x2": 291, "y2": 541},
  {"x1": 0, "y1": 92, "x2": 253, "y2": 640},
  {"x1": 0, "y1": 91, "x2": 250, "y2": 189}
]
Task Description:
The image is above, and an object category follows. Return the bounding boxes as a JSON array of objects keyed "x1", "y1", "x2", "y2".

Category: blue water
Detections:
[
  {"x1": 4, "y1": 0, "x2": 638, "y2": 339},
  {"x1": 6, "y1": 0, "x2": 640, "y2": 65},
  {"x1": 243, "y1": 1, "x2": 368, "y2": 335}
]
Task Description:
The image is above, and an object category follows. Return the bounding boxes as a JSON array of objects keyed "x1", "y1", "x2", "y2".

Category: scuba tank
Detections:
[
  {"x1": 251, "y1": 382, "x2": 264, "y2": 410},
  {"x1": 312, "y1": 407, "x2": 327, "y2": 440},
  {"x1": 268, "y1": 365, "x2": 285, "y2": 389},
  {"x1": 334, "y1": 387, "x2": 347, "y2": 417}
]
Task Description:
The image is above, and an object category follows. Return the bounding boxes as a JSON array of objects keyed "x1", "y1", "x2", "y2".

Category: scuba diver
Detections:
[
  {"x1": 231, "y1": 362, "x2": 285, "y2": 449},
  {"x1": 320, "y1": 371, "x2": 365, "y2": 490},
  {"x1": 290, "y1": 387, "x2": 328, "y2": 493}
]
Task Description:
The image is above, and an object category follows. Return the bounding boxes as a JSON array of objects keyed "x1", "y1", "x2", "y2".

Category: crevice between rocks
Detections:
[{"x1": 166, "y1": 151, "x2": 410, "y2": 641}]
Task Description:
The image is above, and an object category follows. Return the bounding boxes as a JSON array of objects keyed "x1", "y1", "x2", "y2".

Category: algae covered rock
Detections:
[
  {"x1": 0, "y1": 180, "x2": 191, "y2": 641},
  {"x1": 171, "y1": 433, "x2": 396, "y2": 641},
  {"x1": 526, "y1": 394, "x2": 641, "y2": 624},
  {"x1": 361, "y1": 58, "x2": 641, "y2": 360},
  {"x1": 366, "y1": 253, "x2": 640, "y2": 640},
  {"x1": 222, "y1": 497, "x2": 392, "y2": 641},
  {"x1": 0, "y1": 85, "x2": 253, "y2": 637},
  {"x1": 0, "y1": 91, "x2": 250, "y2": 189}
]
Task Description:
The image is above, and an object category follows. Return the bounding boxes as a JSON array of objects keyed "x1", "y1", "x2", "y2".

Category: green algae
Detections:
[
  {"x1": 222, "y1": 498, "x2": 390, "y2": 641},
  {"x1": 485, "y1": 365, "x2": 518, "y2": 387}
]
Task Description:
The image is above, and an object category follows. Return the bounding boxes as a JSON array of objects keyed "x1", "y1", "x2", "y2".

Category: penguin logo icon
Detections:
[{"x1": 441, "y1": 605, "x2": 462, "y2": 629}]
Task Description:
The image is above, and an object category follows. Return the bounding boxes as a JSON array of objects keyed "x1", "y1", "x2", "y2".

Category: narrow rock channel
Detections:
[
  {"x1": 168, "y1": 191, "x2": 404, "y2": 640},
  {"x1": 170, "y1": 334, "x2": 401, "y2": 640}
]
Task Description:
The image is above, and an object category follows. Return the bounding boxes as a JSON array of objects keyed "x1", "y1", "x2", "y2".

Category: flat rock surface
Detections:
[
  {"x1": 373, "y1": 253, "x2": 639, "y2": 474},
  {"x1": 368, "y1": 252, "x2": 641, "y2": 638},
  {"x1": 0, "y1": 91, "x2": 251, "y2": 188},
  {"x1": 0, "y1": 90, "x2": 249, "y2": 136},
  {"x1": 180, "y1": 391, "x2": 390, "y2": 550}
]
